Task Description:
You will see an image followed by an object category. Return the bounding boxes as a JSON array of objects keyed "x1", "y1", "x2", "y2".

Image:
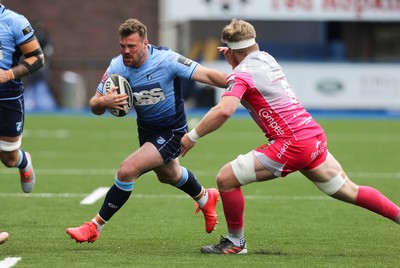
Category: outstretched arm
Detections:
[{"x1": 191, "y1": 64, "x2": 227, "y2": 88}]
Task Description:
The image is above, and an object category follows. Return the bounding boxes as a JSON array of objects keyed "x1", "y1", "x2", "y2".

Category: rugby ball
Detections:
[{"x1": 102, "y1": 74, "x2": 133, "y2": 117}]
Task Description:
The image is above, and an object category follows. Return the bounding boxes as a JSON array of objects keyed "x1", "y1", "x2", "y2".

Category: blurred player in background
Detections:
[
  {"x1": 66, "y1": 18, "x2": 227, "y2": 243},
  {"x1": 0, "y1": 3, "x2": 44, "y2": 192},
  {"x1": 180, "y1": 19, "x2": 400, "y2": 254},
  {"x1": 24, "y1": 20, "x2": 56, "y2": 112},
  {"x1": 0, "y1": 0, "x2": 45, "y2": 245}
]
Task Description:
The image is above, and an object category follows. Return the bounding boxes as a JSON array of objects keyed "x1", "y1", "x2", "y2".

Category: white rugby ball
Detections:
[{"x1": 102, "y1": 74, "x2": 133, "y2": 117}]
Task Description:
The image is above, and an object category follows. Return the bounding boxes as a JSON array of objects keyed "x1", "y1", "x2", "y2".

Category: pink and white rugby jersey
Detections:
[{"x1": 223, "y1": 50, "x2": 324, "y2": 141}]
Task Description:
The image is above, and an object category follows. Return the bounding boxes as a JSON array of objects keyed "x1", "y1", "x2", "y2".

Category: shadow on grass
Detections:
[{"x1": 252, "y1": 250, "x2": 287, "y2": 255}]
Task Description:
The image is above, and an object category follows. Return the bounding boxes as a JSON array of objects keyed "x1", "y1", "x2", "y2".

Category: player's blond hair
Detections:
[
  {"x1": 118, "y1": 18, "x2": 148, "y2": 40},
  {"x1": 221, "y1": 19, "x2": 256, "y2": 43}
]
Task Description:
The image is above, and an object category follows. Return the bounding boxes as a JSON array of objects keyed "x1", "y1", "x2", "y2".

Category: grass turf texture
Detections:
[{"x1": 0, "y1": 115, "x2": 399, "y2": 267}]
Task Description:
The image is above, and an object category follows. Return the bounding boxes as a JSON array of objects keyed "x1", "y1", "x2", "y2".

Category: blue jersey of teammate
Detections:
[
  {"x1": 97, "y1": 44, "x2": 199, "y2": 130},
  {"x1": 0, "y1": 5, "x2": 34, "y2": 97}
]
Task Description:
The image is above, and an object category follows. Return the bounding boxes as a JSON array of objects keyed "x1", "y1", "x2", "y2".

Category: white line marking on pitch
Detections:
[
  {"x1": 0, "y1": 257, "x2": 21, "y2": 268},
  {"x1": 80, "y1": 187, "x2": 110, "y2": 205},
  {"x1": 1, "y1": 168, "x2": 400, "y2": 179},
  {"x1": 0, "y1": 192, "x2": 333, "y2": 201}
]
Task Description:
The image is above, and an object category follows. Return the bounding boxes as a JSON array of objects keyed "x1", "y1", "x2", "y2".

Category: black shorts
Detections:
[
  {"x1": 138, "y1": 124, "x2": 188, "y2": 164},
  {"x1": 0, "y1": 95, "x2": 25, "y2": 137}
]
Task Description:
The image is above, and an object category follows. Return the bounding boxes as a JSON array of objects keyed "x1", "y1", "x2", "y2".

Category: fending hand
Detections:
[{"x1": 180, "y1": 134, "x2": 196, "y2": 157}]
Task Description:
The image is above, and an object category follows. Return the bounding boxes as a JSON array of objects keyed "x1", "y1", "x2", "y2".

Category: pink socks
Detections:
[
  {"x1": 355, "y1": 186, "x2": 400, "y2": 223},
  {"x1": 220, "y1": 188, "x2": 245, "y2": 233}
]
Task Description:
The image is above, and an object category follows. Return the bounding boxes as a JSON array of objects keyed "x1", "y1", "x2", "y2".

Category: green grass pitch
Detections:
[{"x1": 0, "y1": 115, "x2": 399, "y2": 267}]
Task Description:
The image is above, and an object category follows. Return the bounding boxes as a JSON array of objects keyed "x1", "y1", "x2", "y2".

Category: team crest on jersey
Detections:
[
  {"x1": 152, "y1": 61, "x2": 162, "y2": 67},
  {"x1": 177, "y1": 55, "x2": 193, "y2": 67},
  {"x1": 157, "y1": 136, "x2": 166, "y2": 145}
]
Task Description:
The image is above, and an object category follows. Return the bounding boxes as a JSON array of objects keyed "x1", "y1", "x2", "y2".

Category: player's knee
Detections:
[
  {"x1": 0, "y1": 153, "x2": 19, "y2": 167},
  {"x1": 313, "y1": 172, "x2": 347, "y2": 196},
  {"x1": 1, "y1": 158, "x2": 18, "y2": 168},
  {"x1": 117, "y1": 165, "x2": 137, "y2": 182},
  {"x1": 158, "y1": 176, "x2": 173, "y2": 184},
  {"x1": 216, "y1": 169, "x2": 229, "y2": 190},
  {"x1": 216, "y1": 165, "x2": 243, "y2": 191}
]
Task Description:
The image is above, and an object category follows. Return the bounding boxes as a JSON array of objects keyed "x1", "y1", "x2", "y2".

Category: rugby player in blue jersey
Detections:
[
  {"x1": 67, "y1": 18, "x2": 227, "y2": 243},
  {"x1": 0, "y1": 3, "x2": 44, "y2": 193},
  {"x1": 0, "y1": 1, "x2": 45, "y2": 245}
]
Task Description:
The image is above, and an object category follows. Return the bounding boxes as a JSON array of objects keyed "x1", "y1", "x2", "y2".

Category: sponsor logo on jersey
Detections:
[
  {"x1": 276, "y1": 140, "x2": 292, "y2": 159},
  {"x1": 132, "y1": 84, "x2": 166, "y2": 105},
  {"x1": 259, "y1": 109, "x2": 284, "y2": 136},
  {"x1": 177, "y1": 55, "x2": 193, "y2": 67},
  {"x1": 316, "y1": 140, "x2": 321, "y2": 149},
  {"x1": 311, "y1": 140, "x2": 327, "y2": 161},
  {"x1": 22, "y1": 26, "x2": 33, "y2": 36},
  {"x1": 226, "y1": 80, "x2": 235, "y2": 92},
  {"x1": 146, "y1": 73, "x2": 153, "y2": 81}
]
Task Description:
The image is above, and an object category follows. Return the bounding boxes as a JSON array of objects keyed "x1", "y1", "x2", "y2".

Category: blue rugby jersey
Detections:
[
  {"x1": 97, "y1": 44, "x2": 199, "y2": 130},
  {"x1": 0, "y1": 5, "x2": 35, "y2": 98}
]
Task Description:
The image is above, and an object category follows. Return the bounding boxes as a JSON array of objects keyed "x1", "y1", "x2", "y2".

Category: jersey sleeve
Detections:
[
  {"x1": 97, "y1": 56, "x2": 124, "y2": 94},
  {"x1": 165, "y1": 51, "x2": 199, "y2": 80},
  {"x1": 12, "y1": 15, "x2": 34, "y2": 45},
  {"x1": 97, "y1": 70, "x2": 109, "y2": 95},
  {"x1": 223, "y1": 72, "x2": 254, "y2": 100}
]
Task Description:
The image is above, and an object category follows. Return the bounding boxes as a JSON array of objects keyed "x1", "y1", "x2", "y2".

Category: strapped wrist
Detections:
[
  {"x1": 6, "y1": 69, "x2": 15, "y2": 80},
  {"x1": 188, "y1": 129, "x2": 200, "y2": 142}
]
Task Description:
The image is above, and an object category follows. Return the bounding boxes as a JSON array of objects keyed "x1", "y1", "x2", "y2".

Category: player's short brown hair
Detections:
[{"x1": 118, "y1": 18, "x2": 148, "y2": 40}]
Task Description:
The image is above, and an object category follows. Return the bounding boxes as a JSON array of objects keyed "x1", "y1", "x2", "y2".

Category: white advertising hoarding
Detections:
[
  {"x1": 203, "y1": 61, "x2": 400, "y2": 110},
  {"x1": 162, "y1": 0, "x2": 400, "y2": 21},
  {"x1": 283, "y1": 62, "x2": 400, "y2": 110}
]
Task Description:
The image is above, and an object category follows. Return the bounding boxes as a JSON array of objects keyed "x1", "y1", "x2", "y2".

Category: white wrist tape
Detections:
[{"x1": 188, "y1": 129, "x2": 200, "y2": 142}]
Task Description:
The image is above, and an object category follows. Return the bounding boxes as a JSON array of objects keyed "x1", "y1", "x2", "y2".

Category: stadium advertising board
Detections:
[
  {"x1": 162, "y1": 0, "x2": 400, "y2": 21},
  {"x1": 283, "y1": 62, "x2": 400, "y2": 110},
  {"x1": 205, "y1": 61, "x2": 400, "y2": 110}
]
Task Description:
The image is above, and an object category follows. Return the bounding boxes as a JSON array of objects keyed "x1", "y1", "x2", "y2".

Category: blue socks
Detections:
[
  {"x1": 98, "y1": 178, "x2": 134, "y2": 221},
  {"x1": 174, "y1": 167, "x2": 202, "y2": 198}
]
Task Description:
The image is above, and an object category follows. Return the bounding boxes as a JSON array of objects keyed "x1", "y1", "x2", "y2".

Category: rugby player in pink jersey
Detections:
[{"x1": 180, "y1": 19, "x2": 400, "y2": 254}]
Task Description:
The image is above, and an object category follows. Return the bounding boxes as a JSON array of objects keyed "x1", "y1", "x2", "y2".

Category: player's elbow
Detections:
[
  {"x1": 91, "y1": 106, "x2": 106, "y2": 116},
  {"x1": 91, "y1": 108, "x2": 104, "y2": 116},
  {"x1": 89, "y1": 97, "x2": 106, "y2": 115},
  {"x1": 39, "y1": 53, "x2": 45, "y2": 66},
  {"x1": 220, "y1": 109, "x2": 233, "y2": 120},
  {"x1": 213, "y1": 105, "x2": 233, "y2": 121},
  {"x1": 90, "y1": 104, "x2": 106, "y2": 116}
]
